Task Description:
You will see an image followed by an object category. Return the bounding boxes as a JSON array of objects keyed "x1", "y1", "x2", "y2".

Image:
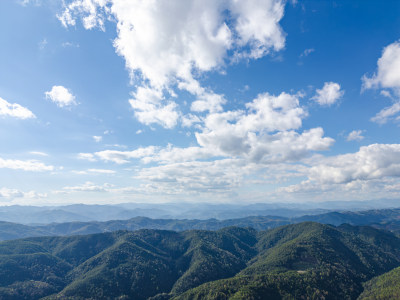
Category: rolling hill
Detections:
[
  {"x1": 2, "y1": 207, "x2": 400, "y2": 241},
  {"x1": 0, "y1": 222, "x2": 400, "y2": 299}
]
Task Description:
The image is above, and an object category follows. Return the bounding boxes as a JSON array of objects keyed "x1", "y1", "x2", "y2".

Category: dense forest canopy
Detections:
[{"x1": 1, "y1": 222, "x2": 400, "y2": 299}]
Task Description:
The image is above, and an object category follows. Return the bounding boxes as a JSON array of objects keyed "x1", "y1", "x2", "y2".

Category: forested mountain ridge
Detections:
[
  {"x1": 2, "y1": 207, "x2": 400, "y2": 241},
  {"x1": 1, "y1": 222, "x2": 400, "y2": 299}
]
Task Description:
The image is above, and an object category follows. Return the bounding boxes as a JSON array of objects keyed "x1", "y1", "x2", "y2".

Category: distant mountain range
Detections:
[
  {"x1": 1, "y1": 199, "x2": 399, "y2": 225},
  {"x1": 0, "y1": 222, "x2": 400, "y2": 299},
  {"x1": 1, "y1": 207, "x2": 400, "y2": 241}
]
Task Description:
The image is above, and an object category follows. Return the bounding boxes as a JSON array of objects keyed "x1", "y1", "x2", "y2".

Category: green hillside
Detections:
[
  {"x1": 0, "y1": 222, "x2": 399, "y2": 299},
  {"x1": 358, "y1": 266, "x2": 400, "y2": 300},
  {"x1": 176, "y1": 222, "x2": 400, "y2": 299}
]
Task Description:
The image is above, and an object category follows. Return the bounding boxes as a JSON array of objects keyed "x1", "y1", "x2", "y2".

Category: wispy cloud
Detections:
[
  {"x1": 0, "y1": 157, "x2": 54, "y2": 171},
  {"x1": 346, "y1": 130, "x2": 365, "y2": 142},
  {"x1": 299, "y1": 48, "x2": 314, "y2": 57},
  {"x1": 29, "y1": 151, "x2": 49, "y2": 157}
]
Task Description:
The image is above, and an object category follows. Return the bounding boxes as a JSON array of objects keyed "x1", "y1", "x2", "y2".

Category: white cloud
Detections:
[
  {"x1": 0, "y1": 97, "x2": 35, "y2": 119},
  {"x1": 128, "y1": 86, "x2": 179, "y2": 128},
  {"x1": 71, "y1": 170, "x2": 88, "y2": 175},
  {"x1": 299, "y1": 48, "x2": 314, "y2": 58},
  {"x1": 91, "y1": 146, "x2": 157, "y2": 164},
  {"x1": 0, "y1": 188, "x2": 47, "y2": 200},
  {"x1": 0, "y1": 188, "x2": 24, "y2": 198},
  {"x1": 137, "y1": 159, "x2": 249, "y2": 194},
  {"x1": 83, "y1": 91, "x2": 333, "y2": 167},
  {"x1": 190, "y1": 91, "x2": 227, "y2": 113},
  {"x1": 275, "y1": 143, "x2": 400, "y2": 202},
  {"x1": 142, "y1": 145, "x2": 213, "y2": 164},
  {"x1": 346, "y1": 130, "x2": 365, "y2": 142},
  {"x1": 0, "y1": 157, "x2": 54, "y2": 171},
  {"x1": 19, "y1": 0, "x2": 42, "y2": 6},
  {"x1": 29, "y1": 151, "x2": 49, "y2": 157},
  {"x1": 88, "y1": 168, "x2": 116, "y2": 174},
  {"x1": 309, "y1": 144, "x2": 400, "y2": 184},
  {"x1": 45, "y1": 85, "x2": 77, "y2": 108},
  {"x1": 58, "y1": 0, "x2": 287, "y2": 128},
  {"x1": 62, "y1": 181, "x2": 112, "y2": 192},
  {"x1": 77, "y1": 153, "x2": 97, "y2": 162},
  {"x1": 362, "y1": 41, "x2": 400, "y2": 94},
  {"x1": 181, "y1": 114, "x2": 202, "y2": 128},
  {"x1": 311, "y1": 82, "x2": 344, "y2": 106},
  {"x1": 62, "y1": 41, "x2": 80, "y2": 48},
  {"x1": 362, "y1": 41, "x2": 400, "y2": 124},
  {"x1": 277, "y1": 177, "x2": 400, "y2": 202},
  {"x1": 195, "y1": 92, "x2": 333, "y2": 162},
  {"x1": 371, "y1": 102, "x2": 400, "y2": 124},
  {"x1": 93, "y1": 135, "x2": 102, "y2": 142}
]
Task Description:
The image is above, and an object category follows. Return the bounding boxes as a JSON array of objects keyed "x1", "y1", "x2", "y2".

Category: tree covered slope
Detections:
[
  {"x1": 358, "y1": 266, "x2": 400, "y2": 300},
  {"x1": 0, "y1": 222, "x2": 399, "y2": 299}
]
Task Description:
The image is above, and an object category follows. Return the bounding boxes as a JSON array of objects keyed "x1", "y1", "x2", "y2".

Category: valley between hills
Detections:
[{"x1": 1, "y1": 208, "x2": 400, "y2": 299}]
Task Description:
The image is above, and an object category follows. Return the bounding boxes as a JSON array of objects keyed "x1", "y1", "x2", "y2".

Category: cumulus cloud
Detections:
[
  {"x1": 45, "y1": 85, "x2": 77, "y2": 108},
  {"x1": 275, "y1": 143, "x2": 400, "y2": 202},
  {"x1": 59, "y1": 0, "x2": 285, "y2": 87},
  {"x1": 128, "y1": 86, "x2": 179, "y2": 129},
  {"x1": 81, "y1": 91, "x2": 333, "y2": 167},
  {"x1": 77, "y1": 91, "x2": 334, "y2": 196},
  {"x1": 362, "y1": 41, "x2": 400, "y2": 94},
  {"x1": 0, "y1": 97, "x2": 35, "y2": 119},
  {"x1": 308, "y1": 144, "x2": 400, "y2": 184},
  {"x1": 363, "y1": 41, "x2": 400, "y2": 124},
  {"x1": 58, "y1": 0, "x2": 287, "y2": 128},
  {"x1": 195, "y1": 92, "x2": 333, "y2": 162},
  {"x1": 0, "y1": 157, "x2": 54, "y2": 171},
  {"x1": 346, "y1": 130, "x2": 365, "y2": 142},
  {"x1": 311, "y1": 82, "x2": 344, "y2": 106}
]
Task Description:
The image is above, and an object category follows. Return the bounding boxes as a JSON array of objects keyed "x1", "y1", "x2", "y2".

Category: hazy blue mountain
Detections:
[
  {"x1": 1, "y1": 200, "x2": 399, "y2": 225},
  {"x1": 0, "y1": 216, "x2": 290, "y2": 241},
  {"x1": 2, "y1": 207, "x2": 400, "y2": 241}
]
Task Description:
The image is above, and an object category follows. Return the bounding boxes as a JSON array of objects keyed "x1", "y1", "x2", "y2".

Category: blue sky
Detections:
[{"x1": 0, "y1": 0, "x2": 400, "y2": 205}]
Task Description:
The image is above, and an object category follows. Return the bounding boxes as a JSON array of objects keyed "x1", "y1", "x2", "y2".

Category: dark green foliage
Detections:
[
  {"x1": 358, "y1": 266, "x2": 400, "y2": 300},
  {"x1": 171, "y1": 227, "x2": 257, "y2": 294},
  {"x1": 0, "y1": 222, "x2": 400, "y2": 299},
  {"x1": 177, "y1": 223, "x2": 400, "y2": 300},
  {"x1": 174, "y1": 271, "x2": 351, "y2": 300},
  {"x1": 0, "y1": 227, "x2": 257, "y2": 299}
]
